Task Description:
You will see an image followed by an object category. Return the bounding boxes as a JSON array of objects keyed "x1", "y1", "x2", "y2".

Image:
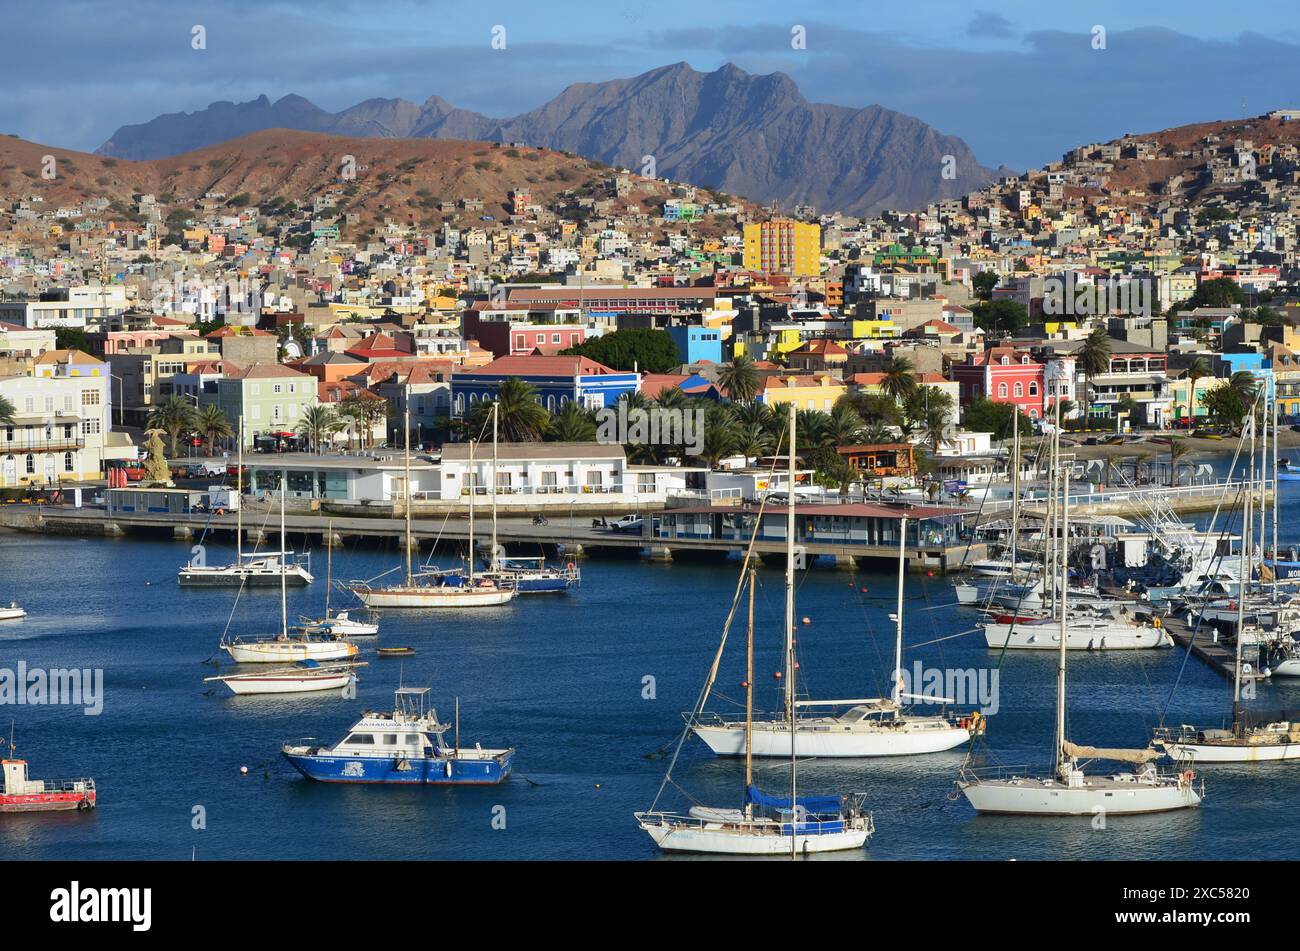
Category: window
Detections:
[
  {"x1": 1029, "y1": 382, "x2": 1039, "y2": 396},
  {"x1": 63, "y1": 452, "x2": 73, "y2": 472},
  {"x1": 25, "y1": 454, "x2": 34, "y2": 474},
  {"x1": 1013, "y1": 382, "x2": 1023, "y2": 397},
  {"x1": 998, "y1": 383, "x2": 1008, "y2": 398},
  {"x1": 343, "y1": 734, "x2": 375, "y2": 745}
]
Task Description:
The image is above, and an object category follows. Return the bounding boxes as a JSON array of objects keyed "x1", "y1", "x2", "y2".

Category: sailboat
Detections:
[
  {"x1": 1154, "y1": 413, "x2": 1300, "y2": 762},
  {"x1": 351, "y1": 407, "x2": 515, "y2": 608},
  {"x1": 0, "y1": 602, "x2": 26, "y2": 621},
  {"x1": 221, "y1": 484, "x2": 359, "y2": 664},
  {"x1": 692, "y1": 514, "x2": 984, "y2": 758},
  {"x1": 636, "y1": 404, "x2": 874, "y2": 855},
  {"x1": 957, "y1": 460, "x2": 1203, "y2": 814},
  {"x1": 299, "y1": 520, "x2": 379, "y2": 636},
  {"x1": 179, "y1": 418, "x2": 313, "y2": 587},
  {"x1": 205, "y1": 658, "x2": 366, "y2": 696}
]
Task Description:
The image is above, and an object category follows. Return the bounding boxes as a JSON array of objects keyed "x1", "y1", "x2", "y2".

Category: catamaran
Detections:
[
  {"x1": 221, "y1": 485, "x2": 359, "y2": 665},
  {"x1": 282, "y1": 688, "x2": 514, "y2": 784},
  {"x1": 636, "y1": 404, "x2": 874, "y2": 855},
  {"x1": 958, "y1": 460, "x2": 1203, "y2": 815},
  {"x1": 692, "y1": 507, "x2": 983, "y2": 757},
  {"x1": 179, "y1": 418, "x2": 313, "y2": 587},
  {"x1": 352, "y1": 407, "x2": 515, "y2": 608}
]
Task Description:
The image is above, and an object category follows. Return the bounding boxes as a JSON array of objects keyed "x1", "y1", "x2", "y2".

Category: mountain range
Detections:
[{"x1": 96, "y1": 62, "x2": 1003, "y2": 216}]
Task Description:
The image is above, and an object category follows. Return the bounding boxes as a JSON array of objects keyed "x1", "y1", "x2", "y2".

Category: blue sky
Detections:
[{"x1": 7, "y1": 0, "x2": 1300, "y2": 169}]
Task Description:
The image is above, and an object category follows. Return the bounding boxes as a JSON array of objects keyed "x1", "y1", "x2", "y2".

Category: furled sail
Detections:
[{"x1": 1062, "y1": 741, "x2": 1159, "y2": 764}]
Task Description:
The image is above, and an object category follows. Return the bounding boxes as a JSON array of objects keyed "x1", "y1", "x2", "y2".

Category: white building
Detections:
[{"x1": 0, "y1": 367, "x2": 115, "y2": 486}]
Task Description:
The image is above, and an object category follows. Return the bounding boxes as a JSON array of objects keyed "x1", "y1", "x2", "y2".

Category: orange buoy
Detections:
[{"x1": 801, "y1": 616, "x2": 811, "y2": 625}]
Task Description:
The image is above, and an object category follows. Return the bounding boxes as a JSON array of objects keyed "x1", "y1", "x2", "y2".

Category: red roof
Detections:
[{"x1": 460, "y1": 354, "x2": 620, "y2": 376}]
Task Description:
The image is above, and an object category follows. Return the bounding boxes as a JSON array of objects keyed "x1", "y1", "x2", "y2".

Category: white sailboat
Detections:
[
  {"x1": 958, "y1": 460, "x2": 1203, "y2": 815},
  {"x1": 222, "y1": 484, "x2": 359, "y2": 665},
  {"x1": 637, "y1": 404, "x2": 873, "y2": 855},
  {"x1": 1154, "y1": 412, "x2": 1300, "y2": 762},
  {"x1": 692, "y1": 511, "x2": 981, "y2": 758},
  {"x1": 205, "y1": 659, "x2": 366, "y2": 695},
  {"x1": 179, "y1": 418, "x2": 313, "y2": 587},
  {"x1": 299, "y1": 520, "x2": 379, "y2": 636},
  {"x1": 0, "y1": 602, "x2": 26, "y2": 621},
  {"x1": 352, "y1": 407, "x2": 515, "y2": 609}
]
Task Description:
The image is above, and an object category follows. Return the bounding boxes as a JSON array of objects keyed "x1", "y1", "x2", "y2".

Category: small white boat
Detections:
[
  {"x1": 969, "y1": 558, "x2": 1039, "y2": 579},
  {"x1": 206, "y1": 660, "x2": 365, "y2": 696},
  {"x1": 0, "y1": 602, "x2": 27, "y2": 621},
  {"x1": 301, "y1": 610, "x2": 379, "y2": 637}
]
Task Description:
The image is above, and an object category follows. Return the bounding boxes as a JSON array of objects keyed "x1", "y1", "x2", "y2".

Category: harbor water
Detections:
[{"x1": 3, "y1": 460, "x2": 1299, "y2": 861}]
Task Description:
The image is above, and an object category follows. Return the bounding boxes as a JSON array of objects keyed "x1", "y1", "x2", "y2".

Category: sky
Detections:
[{"x1": 7, "y1": 0, "x2": 1300, "y2": 170}]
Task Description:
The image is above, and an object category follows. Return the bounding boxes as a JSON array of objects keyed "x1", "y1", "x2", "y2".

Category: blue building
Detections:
[
  {"x1": 452, "y1": 355, "x2": 639, "y2": 416},
  {"x1": 666, "y1": 325, "x2": 723, "y2": 364}
]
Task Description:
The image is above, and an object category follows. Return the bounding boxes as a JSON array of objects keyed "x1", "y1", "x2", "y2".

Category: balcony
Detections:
[{"x1": 1, "y1": 436, "x2": 86, "y2": 453}]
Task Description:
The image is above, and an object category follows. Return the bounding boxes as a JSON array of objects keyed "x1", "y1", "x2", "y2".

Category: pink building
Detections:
[{"x1": 951, "y1": 347, "x2": 1047, "y2": 419}]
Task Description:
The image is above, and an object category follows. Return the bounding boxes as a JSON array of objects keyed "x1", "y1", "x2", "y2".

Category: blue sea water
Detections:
[{"x1": 2, "y1": 460, "x2": 1299, "y2": 861}]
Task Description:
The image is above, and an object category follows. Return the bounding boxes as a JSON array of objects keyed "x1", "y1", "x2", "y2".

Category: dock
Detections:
[{"x1": 1161, "y1": 615, "x2": 1270, "y2": 683}]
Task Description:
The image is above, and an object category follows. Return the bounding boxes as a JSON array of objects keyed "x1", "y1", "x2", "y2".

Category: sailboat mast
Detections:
[
  {"x1": 404, "y1": 408, "x2": 413, "y2": 585},
  {"x1": 1009, "y1": 424, "x2": 1019, "y2": 571},
  {"x1": 785, "y1": 401, "x2": 797, "y2": 859},
  {"x1": 279, "y1": 482, "x2": 288, "y2": 638},
  {"x1": 1054, "y1": 462, "x2": 1071, "y2": 775},
  {"x1": 236, "y1": 417, "x2": 243, "y2": 558},
  {"x1": 1259, "y1": 391, "x2": 1267, "y2": 586},
  {"x1": 1236, "y1": 415, "x2": 1254, "y2": 705},
  {"x1": 1272, "y1": 387, "x2": 1279, "y2": 593},
  {"x1": 467, "y1": 437, "x2": 476, "y2": 582},
  {"x1": 892, "y1": 516, "x2": 907, "y2": 705},
  {"x1": 745, "y1": 568, "x2": 755, "y2": 794},
  {"x1": 325, "y1": 518, "x2": 332, "y2": 616},
  {"x1": 491, "y1": 402, "x2": 499, "y2": 572},
  {"x1": 1249, "y1": 406, "x2": 1258, "y2": 596}
]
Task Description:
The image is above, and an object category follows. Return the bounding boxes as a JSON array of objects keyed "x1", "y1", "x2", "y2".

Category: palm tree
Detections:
[
  {"x1": 548, "y1": 401, "x2": 597, "y2": 442},
  {"x1": 467, "y1": 377, "x2": 550, "y2": 442},
  {"x1": 0, "y1": 395, "x2": 15, "y2": 426},
  {"x1": 826, "y1": 402, "x2": 867, "y2": 446},
  {"x1": 147, "y1": 396, "x2": 198, "y2": 457},
  {"x1": 1229, "y1": 370, "x2": 1259, "y2": 403},
  {"x1": 296, "y1": 404, "x2": 339, "y2": 454},
  {"x1": 335, "y1": 397, "x2": 369, "y2": 450},
  {"x1": 196, "y1": 404, "x2": 233, "y2": 456},
  {"x1": 1077, "y1": 326, "x2": 1113, "y2": 417},
  {"x1": 920, "y1": 405, "x2": 951, "y2": 453},
  {"x1": 735, "y1": 421, "x2": 774, "y2": 459},
  {"x1": 718, "y1": 353, "x2": 761, "y2": 403},
  {"x1": 1169, "y1": 438, "x2": 1191, "y2": 487},
  {"x1": 880, "y1": 355, "x2": 917, "y2": 404}
]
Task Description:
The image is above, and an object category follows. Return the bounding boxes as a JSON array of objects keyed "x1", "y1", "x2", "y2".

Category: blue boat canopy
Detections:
[
  {"x1": 745, "y1": 784, "x2": 840, "y2": 815},
  {"x1": 295, "y1": 659, "x2": 322, "y2": 669}
]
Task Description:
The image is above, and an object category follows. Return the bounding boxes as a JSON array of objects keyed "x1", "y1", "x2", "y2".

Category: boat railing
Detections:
[
  {"x1": 36, "y1": 778, "x2": 96, "y2": 793},
  {"x1": 959, "y1": 763, "x2": 1034, "y2": 782}
]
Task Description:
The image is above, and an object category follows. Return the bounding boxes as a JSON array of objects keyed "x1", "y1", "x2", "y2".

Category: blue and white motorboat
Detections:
[
  {"x1": 281, "y1": 688, "x2": 514, "y2": 785},
  {"x1": 483, "y1": 556, "x2": 580, "y2": 594}
]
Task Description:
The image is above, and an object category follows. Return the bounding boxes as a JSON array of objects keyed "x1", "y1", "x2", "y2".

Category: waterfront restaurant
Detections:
[
  {"x1": 245, "y1": 453, "x2": 439, "y2": 502},
  {"x1": 653, "y1": 501, "x2": 968, "y2": 549}
]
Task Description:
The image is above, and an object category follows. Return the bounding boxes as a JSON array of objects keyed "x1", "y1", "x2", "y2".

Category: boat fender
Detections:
[
  {"x1": 1153, "y1": 616, "x2": 1161, "y2": 629},
  {"x1": 444, "y1": 760, "x2": 453, "y2": 778},
  {"x1": 566, "y1": 562, "x2": 576, "y2": 571},
  {"x1": 77, "y1": 797, "x2": 91, "y2": 811},
  {"x1": 1180, "y1": 770, "x2": 1195, "y2": 785}
]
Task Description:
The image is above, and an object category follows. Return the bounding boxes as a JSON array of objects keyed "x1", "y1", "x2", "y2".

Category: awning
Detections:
[{"x1": 1063, "y1": 741, "x2": 1159, "y2": 764}]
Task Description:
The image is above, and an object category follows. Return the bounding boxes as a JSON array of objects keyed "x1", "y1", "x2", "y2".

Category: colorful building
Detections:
[
  {"x1": 742, "y1": 220, "x2": 820, "y2": 276},
  {"x1": 951, "y1": 347, "x2": 1047, "y2": 420}
]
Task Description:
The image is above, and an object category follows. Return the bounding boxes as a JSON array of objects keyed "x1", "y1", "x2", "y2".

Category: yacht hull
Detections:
[
  {"x1": 179, "y1": 567, "x2": 313, "y2": 587},
  {"x1": 637, "y1": 817, "x2": 870, "y2": 855},
  {"x1": 282, "y1": 749, "x2": 513, "y2": 784},
  {"x1": 221, "y1": 672, "x2": 354, "y2": 695},
  {"x1": 960, "y1": 776, "x2": 1200, "y2": 814},
  {"x1": 356, "y1": 585, "x2": 516, "y2": 608},
  {"x1": 1162, "y1": 741, "x2": 1300, "y2": 762},
  {"x1": 693, "y1": 721, "x2": 971, "y2": 757},
  {"x1": 982, "y1": 622, "x2": 1171, "y2": 650},
  {"x1": 224, "y1": 641, "x2": 358, "y2": 664}
]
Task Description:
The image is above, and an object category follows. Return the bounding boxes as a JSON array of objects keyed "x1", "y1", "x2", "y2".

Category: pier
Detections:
[{"x1": 1161, "y1": 615, "x2": 1270, "y2": 684}]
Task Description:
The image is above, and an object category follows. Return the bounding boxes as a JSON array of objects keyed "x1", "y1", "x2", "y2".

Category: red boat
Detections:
[{"x1": 1, "y1": 740, "x2": 95, "y2": 813}]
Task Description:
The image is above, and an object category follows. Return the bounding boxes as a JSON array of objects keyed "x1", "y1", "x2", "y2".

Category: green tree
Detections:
[
  {"x1": 1169, "y1": 438, "x2": 1191, "y2": 487},
  {"x1": 547, "y1": 401, "x2": 597, "y2": 442},
  {"x1": 972, "y1": 299, "x2": 1029, "y2": 334},
  {"x1": 296, "y1": 404, "x2": 340, "y2": 453},
  {"x1": 972, "y1": 271, "x2": 999, "y2": 301},
  {"x1": 1200, "y1": 385, "x2": 1248, "y2": 432},
  {"x1": 559, "y1": 328, "x2": 680, "y2": 373},
  {"x1": 963, "y1": 397, "x2": 1032, "y2": 438},
  {"x1": 718, "y1": 353, "x2": 761, "y2": 403},
  {"x1": 1077, "y1": 326, "x2": 1112, "y2": 414},
  {"x1": 196, "y1": 404, "x2": 233, "y2": 456},
  {"x1": 0, "y1": 395, "x2": 14, "y2": 426},
  {"x1": 466, "y1": 378, "x2": 550, "y2": 442},
  {"x1": 880, "y1": 355, "x2": 918, "y2": 404},
  {"x1": 55, "y1": 326, "x2": 90, "y2": 351},
  {"x1": 147, "y1": 396, "x2": 198, "y2": 457},
  {"x1": 1185, "y1": 277, "x2": 1244, "y2": 310}
]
